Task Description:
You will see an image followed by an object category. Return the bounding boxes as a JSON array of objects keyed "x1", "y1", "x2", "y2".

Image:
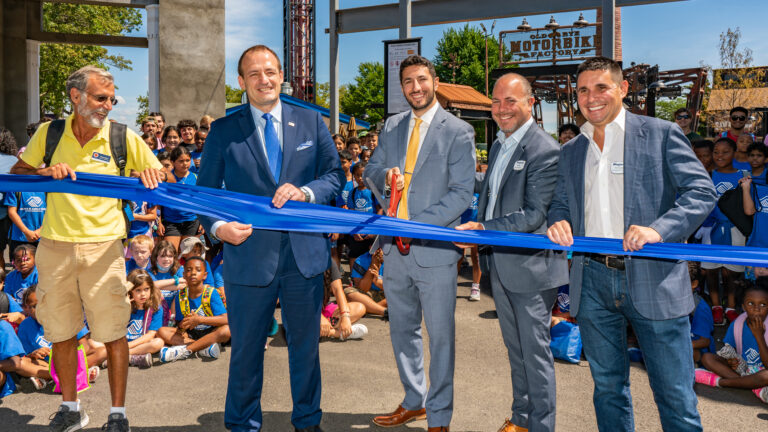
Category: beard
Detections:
[
  {"x1": 77, "y1": 96, "x2": 109, "y2": 128},
  {"x1": 406, "y1": 89, "x2": 435, "y2": 112}
]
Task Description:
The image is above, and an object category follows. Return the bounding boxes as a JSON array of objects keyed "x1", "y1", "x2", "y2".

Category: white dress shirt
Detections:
[
  {"x1": 406, "y1": 101, "x2": 441, "y2": 162},
  {"x1": 249, "y1": 102, "x2": 283, "y2": 155},
  {"x1": 582, "y1": 108, "x2": 626, "y2": 239},
  {"x1": 485, "y1": 117, "x2": 534, "y2": 220}
]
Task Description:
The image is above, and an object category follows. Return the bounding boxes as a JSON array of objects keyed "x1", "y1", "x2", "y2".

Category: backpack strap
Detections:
[
  {"x1": 109, "y1": 122, "x2": 128, "y2": 177},
  {"x1": 179, "y1": 288, "x2": 190, "y2": 316},
  {"x1": 43, "y1": 119, "x2": 66, "y2": 168},
  {"x1": 0, "y1": 292, "x2": 9, "y2": 315},
  {"x1": 733, "y1": 312, "x2": 768, "y2": 355},
  {"x1": 201, "y1": 286, "x2": 214, "y2": 317},
  {"x1": 141, "y1": 308, "x2": 153, "y2": 335}
]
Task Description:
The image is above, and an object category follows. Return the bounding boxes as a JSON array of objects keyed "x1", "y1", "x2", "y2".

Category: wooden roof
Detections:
[
  {"x1": 706, "y1": 87, "x2": 768, "y2": 111},
  {"x1": 436, "y1": 83, "x2": 492, "y2": 112}
]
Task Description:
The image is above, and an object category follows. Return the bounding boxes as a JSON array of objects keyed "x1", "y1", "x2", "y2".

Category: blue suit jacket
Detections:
[
  {"x1": 197, "y1": 103, "x2": 344, "y2": 286},
  {"x1": 547, "y1": 112, "x2": 717, "y2": 320}
]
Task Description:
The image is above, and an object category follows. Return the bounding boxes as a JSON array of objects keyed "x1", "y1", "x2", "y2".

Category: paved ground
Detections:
[{"x1": 1, "y1": 267, "x2": 767, "y2": 431}]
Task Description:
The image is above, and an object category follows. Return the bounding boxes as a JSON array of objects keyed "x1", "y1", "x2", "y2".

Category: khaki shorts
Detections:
[{"x1": 36, "y1": 238, "x2": 130, "y2": 343}]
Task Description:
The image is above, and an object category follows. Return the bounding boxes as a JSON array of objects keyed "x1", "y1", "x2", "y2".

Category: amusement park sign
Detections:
[{"x1": 499, "y1": 24, "x2": 599, "y2": 66}]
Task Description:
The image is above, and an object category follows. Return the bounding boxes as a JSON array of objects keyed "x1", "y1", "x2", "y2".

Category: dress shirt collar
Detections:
[
  {"x1": 580, "y1": 107, "x2": 626, "y2": 141},
  {"x1": 410, "y1": 101, "x2": 440, "y2": 126},
  {"x1": 496, "y1": 116, "x2": 534, "y2": 149},
  {"x1": 249, "y1": 101, "x2": 283, "y2": 126}
]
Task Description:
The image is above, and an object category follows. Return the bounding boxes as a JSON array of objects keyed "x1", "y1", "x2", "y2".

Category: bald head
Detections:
[{"x1": 491, "y1": 73, "x2": 535, "y2": 136}]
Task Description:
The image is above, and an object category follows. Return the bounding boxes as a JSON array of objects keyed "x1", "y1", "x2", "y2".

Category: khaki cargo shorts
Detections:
[{"x1": 36, "y1": 238, "x2": 130, "y2": 343}]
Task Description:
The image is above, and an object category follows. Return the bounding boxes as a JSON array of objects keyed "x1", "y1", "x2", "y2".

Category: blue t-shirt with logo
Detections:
[
  {"x1": 347, "y1": 188, "x2": 378, "y2": 214},
  {"x1": 173, "y1": 288, "x2": 226, "y2": 331},
  {"x1": 5, "y1": 267, "x2": 38, "y2": 305},
  {"x1": 336, "y1": 179, "x2": 355, "y2": 208},
  {"x1": 0, "y1": 320, "x2": 25, "y2": 398},
  {"x1": 690, "y1": 295, "x2": 715, "y2": 354},
  {"x1": 126, "y1": 308, "x2": 164, "y2": 341},
  {"x1": 351, "y1": 252, "x2": 383, "y2": 291},
  {"x1": 151, "y1": 267, "x2": 185, "y2": 303},
  {"x1": 751, "y1": 169, "x2": 767, "y2": 186},
  {"x1": 461, "y1": 193, "x2": 480, "y2": 223},
  {"x1": 733, "y1": 160, "x2": 752, "y2": 171},
  {"x1": 162, "y1": 171, "x2": 198, "y2": 222},
  {"x1": 2, "y1": 192, "x2": 46, "y2": 242},
  {"x1": 748, "y1": 183, "x2": 768, "y2": 249},
  {"x1": 17, "y1": 318, "x2": 88, "y2": 357},
  {"x1": 724, "y1": 319, "x2": 766, "y2": 370},
  {"x1": 128, "y1": 201, "x2": 155, "y2": 239},
  {"x1": 126, "y1": 258, "x2": 152, "y2": 275}
]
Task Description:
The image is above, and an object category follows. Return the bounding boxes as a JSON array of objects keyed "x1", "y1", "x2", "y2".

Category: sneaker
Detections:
[
  {"x1": 712, "y1": 306, "x2": 725, "y2": 326},
  {"x1": 128, "y1": 353, "x2": 153, "y2": 368},
  {"x1": 694, "y1": 368, "x2": 721, "y2": 387},
  {"x1": 343, "y1": 324, "x2": 368, "y2": 340},
  {"x1": 48, "y1": 405, "x2": 89, "y2": 432},
  {"x1": 469, "y1": 283, "x2": 481, "y2": 301},
  {"x1": 752, "y1": 386, "x2": 768, "y2": 403},
  {"x1": 197, "y1": 343, "x2": 221, "y2": 359},
  {"x1": 101, "y1": 413, "x2": 130, "y2": 432},
  {"x1": 88, "y1": 366, "x2": 100, "y2": 383},
  {"x1": 30, "y1": 376, "x2": 49, "y2": 390},
  {"x1": 725, "y1": 308, "x2": 739, "y2": 323},
  {"x1": 159, "y1": 345, "x2": 191, "y2": 363}
]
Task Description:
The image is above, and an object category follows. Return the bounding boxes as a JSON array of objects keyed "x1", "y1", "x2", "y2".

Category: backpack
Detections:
[
  {"x1": 44, "y1": 119, "x2": 132, "y2": 237},
  {"x1": 178, "y1": 285, "x2": 214, "y2": 317},
  {"x1": 733, "y1": 312, "x2": 768, "y2": 355},
  {"x1": 0, "y1": 292, "x2": 9, "y2": 314}
]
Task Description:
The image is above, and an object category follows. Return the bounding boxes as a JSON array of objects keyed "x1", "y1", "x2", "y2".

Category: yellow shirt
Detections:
[{"x1": 21, "y1": 115, "x2": 163, "y2": 242}]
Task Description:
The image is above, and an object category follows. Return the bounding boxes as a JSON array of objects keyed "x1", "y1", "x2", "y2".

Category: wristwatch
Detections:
[{"x1": 300, "y1": 186, "x2": 311, "y2": 203}]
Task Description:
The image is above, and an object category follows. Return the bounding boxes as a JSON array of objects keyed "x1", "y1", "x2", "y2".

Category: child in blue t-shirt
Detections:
[
  {"x1": 747, "y1": 142, "x2": 767, "y2": 186},
  {"x1": 5, "y1": 244, "x2": 38, "y2": 305},
  {"x1": 159, "y1": 146, "x2": 201, "y2": 253},
  {"x1": 741, "y1": 177, "x2": 768, "y2": 249},
  {"x1": 127, "y1": 201, "x2": 158, "y2": 245},
  {"x1": 178, "y1": 237, "x2": 216, "y2": 287},
  {"x1": 3, "y1": 191, "x2": 45, "y2": 253},
  {"x1": 0, "y1": 320, "x2": 25, "y2": 398},
  {"x1": 0, "y1": 268, "x2": 25, "y2": 327},
  {"x1": 156, "y1": 257, "x2": 230, "y2": 363},
  {"x1": 189, "y1": 129, "x2": 207, "y2": 173},
  {"x1": 697, "y1": 279, "x2": 768, "y2": 403},
  {"x1": 702, "y1": 137, "x2": 747, "y2": 326},
  {"x1": 336, "y1": 150, "x2": 355, "y2": 209},
  {"x1": 347, "y1": 248, "x2": 387, "y2": 316},
  {"x1": 149, "y1": 241, "x2": 186, "y2": 326},
  {"x1": 346, "y1": 163, "x2": 380, "y2": 260},
  {"x1": 125, "y1": 270, "x2": 165, "y2": 368},
  {"x1": 690, "y1": 289, "x2": 715, "y2": 364}
]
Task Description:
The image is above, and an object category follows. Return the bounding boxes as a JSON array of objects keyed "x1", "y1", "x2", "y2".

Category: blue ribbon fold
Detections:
[{"x1": 0, "y1": 172, "x2": 766, "y2": 266}]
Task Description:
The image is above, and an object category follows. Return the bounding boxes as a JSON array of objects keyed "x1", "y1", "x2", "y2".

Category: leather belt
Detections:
[{"x1": 587, "y1": 253, "x2": 626, "y2": 270}]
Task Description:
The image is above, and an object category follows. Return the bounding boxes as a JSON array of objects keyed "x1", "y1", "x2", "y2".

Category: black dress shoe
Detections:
[{"x1": 294, "y1": 425, "x2": 323, "y2": 432}]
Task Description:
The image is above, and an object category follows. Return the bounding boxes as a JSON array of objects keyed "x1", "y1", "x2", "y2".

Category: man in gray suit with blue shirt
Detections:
[
  {"x1": 456, "y1": 73, "x2": 567, "y2": 432},
  {"x1": 365, "y1": 55, "x2": 475, "y2": 432},
  {"x1": 547, "y1": 57, "x2": 717, "y2": 431}
]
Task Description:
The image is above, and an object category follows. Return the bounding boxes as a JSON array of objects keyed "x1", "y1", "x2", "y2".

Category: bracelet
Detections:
[
  {"x1": 341, "y1": 311, "x2": 350, "y2": 316},
  {"x1": 174, "y1": 276, "x2": 180, "y2": 286}
]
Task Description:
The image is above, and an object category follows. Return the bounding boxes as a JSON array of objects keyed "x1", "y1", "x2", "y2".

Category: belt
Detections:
[{"x1": 587, "y1": 253, "x2": 626, "y2": 270}]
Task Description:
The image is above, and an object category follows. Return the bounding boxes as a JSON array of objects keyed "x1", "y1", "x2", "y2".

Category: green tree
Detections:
[
  {"x1": 655, "y1": 97, "x2": 687, "y2": 122},
  {"x1": 226, "y1": 84, "x2": 245, "y2": 104},
  {"x1": 314, "y1": 82, "x2": 348, "y2": 109},
  {"x1": 40, "y1": 3, "x2": 142, "y2": 117},
  {"x1": 340, "y1": 62, "x2": 384, "y2": 125},
  {"x1": 433, "y1": 24, "x2": 499, "y2": 95},
  {"x1": 135, "y1": 93, "x2": 149, "y2": 126}
]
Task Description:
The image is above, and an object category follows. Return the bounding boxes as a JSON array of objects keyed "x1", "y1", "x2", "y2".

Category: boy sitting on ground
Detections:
[{"x1": 157, "y1": 257, "x2": 230, "y2": 362}]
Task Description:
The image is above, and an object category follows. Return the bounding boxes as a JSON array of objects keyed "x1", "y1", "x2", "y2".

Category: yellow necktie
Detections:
[{"x1": 398, "y1": 118, "x2": 422, "y2": 219}]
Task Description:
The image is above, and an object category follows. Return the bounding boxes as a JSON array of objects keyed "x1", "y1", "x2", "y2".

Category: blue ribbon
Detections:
[{"x1": 1, "y1": 172, "x2": 767, "y2": 266}]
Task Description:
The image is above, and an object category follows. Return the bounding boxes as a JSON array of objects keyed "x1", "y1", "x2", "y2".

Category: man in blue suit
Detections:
[
  {"x1": 547, "y1": 57, "x2": 717, "y2": 431},
  {"x1": 197, "y1": 45, "x2": 344, "y2": 432}
]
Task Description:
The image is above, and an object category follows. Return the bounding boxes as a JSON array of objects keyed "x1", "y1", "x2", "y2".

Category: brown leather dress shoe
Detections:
[
  {"x1": 498, "y1": 418, "x2": 528, "y2": 432},
  {"x1": 372, "y1": 405, "x2": 426, "y2": 427},
  {"x1": 427, "y1": 427, "x2": 450, "y2": 432}
]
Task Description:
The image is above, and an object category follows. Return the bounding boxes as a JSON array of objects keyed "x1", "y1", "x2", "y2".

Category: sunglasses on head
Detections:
[
  {"x1": 731, "y1": 115, "x2": 746, "y2": 121},
  {"x1": 676, "y1": 114, "x2": 690, "y2": 120}
]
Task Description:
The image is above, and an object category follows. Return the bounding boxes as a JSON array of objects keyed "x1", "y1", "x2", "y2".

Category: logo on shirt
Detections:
[
  {"x1": 25, "y1": 196, "x2": 44, "y2": 208},
  {"x1": 127, "y1": 319, "x2": 143, "y2": 339},
  {"x1": 715, "y1": 181, "x2": 735, "y2": 195},
  {"x1": 745, "y1": 347, "x2": 760, "y2": 365},
  {"x1": 35, "y1": 335, "x2": 52, "y2": 349},
  {"x1": 760, "y1": 196, "x2": 768, "y2": 213},
  {"x1": 355, "y1": 198, "x2": 370, "y2": 210}
]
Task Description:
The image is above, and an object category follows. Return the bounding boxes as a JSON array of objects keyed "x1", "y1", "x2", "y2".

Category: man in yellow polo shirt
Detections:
[{"x1": 11, "y1": 66, "x2": 165, "y2": 432}]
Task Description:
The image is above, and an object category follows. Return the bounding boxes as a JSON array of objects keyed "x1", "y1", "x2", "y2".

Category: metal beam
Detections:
[
  {"x1": 43, "y1": 0, "x2": 156, "y2": 7},
  {"x1": 336, "y1": 0, "x2": 686, "y2": 34},
  {"x1": 602, "y1": 0, "x2": 615, "y2": 58},
  {"x1": 329, "y1": 0, "x2": 339, "y2": 133},
  {"x1": 28, "y1": 30, "x2": 148, "y2": 47},
  {"x1": 399, "y1": 0, "x2": 411, "y2": 39}
]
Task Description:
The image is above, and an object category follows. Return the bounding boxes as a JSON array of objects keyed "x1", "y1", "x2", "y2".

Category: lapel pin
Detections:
[{"x1": 288, "y1": 122, "x2": 295, "y2": 127}]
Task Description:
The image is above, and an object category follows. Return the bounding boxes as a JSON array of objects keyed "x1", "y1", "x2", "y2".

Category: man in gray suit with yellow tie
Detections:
[
  {"x1": 456, "y1": 73, "x2": 568, "y2": 432},
  {"x1": 365, "y1": 55, "x2": 475, "y2": 432}
]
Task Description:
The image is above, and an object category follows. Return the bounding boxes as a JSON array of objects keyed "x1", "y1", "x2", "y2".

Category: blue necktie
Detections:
[{"x1": 262, "y1": 113, "x2": 282, "y2": 181}]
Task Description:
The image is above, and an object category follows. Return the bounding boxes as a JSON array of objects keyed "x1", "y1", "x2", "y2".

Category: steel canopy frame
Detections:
[{"x1": 328, "y1": 0, "x2": 687, "y2": 130}]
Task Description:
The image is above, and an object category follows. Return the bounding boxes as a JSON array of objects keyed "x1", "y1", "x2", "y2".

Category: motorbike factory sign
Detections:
[{"x1": 499, "y1": 24, "x2": 599, "y2": 66}]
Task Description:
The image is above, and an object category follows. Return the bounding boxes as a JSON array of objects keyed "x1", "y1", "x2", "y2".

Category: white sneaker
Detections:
[
  {"x1": 160, "y1": 345, "x2": 191, "y2": 363},
  {"x1": 469, "y1": 283, "x2": 481, "y2": 301},
  {"x1": 343, "y1": 324, "x2": 368, "y2": 340},
  {"x1": 197, "y1": 343, "x2": 221, "y2": 359}
]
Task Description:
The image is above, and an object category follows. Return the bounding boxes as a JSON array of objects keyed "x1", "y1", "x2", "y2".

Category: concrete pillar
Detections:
[
  {"x1": 26, "y1": 40, "x2": 40, "y2": 124},
  {"x1": 146, "y1": 3, "x2": 159, "y2": 112},
  {"x1": 1, "y1": 0, "x2": 30, "y2": 143},
  {"x1": 158, "y1": 0, "x2": 225, "y2": 124},
  {"x1": 329, "y1": 0, "x2": 339, "y2": 133}
]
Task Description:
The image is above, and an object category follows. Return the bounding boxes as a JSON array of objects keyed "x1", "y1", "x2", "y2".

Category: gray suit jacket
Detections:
[
  {"x1": 547, "y1": 112, "x2": 717, "y2": 320},
  {"x1": 365, "y1": 105, "x2": 475, "y2": 267},
  {"x1": 478, "y1": 124, "x2": 569, "y2": 293}
]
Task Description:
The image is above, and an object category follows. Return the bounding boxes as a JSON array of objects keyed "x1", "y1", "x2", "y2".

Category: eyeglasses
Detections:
[
  {"x1": 731, "y1": 115, "x2": 746, "y2": 121},
  {"x1": 676, "y1": 114, "x2": 690, "y2": 120},
  {"x1": 85, "y1": 91, "x2": 118, "y2": 106}
]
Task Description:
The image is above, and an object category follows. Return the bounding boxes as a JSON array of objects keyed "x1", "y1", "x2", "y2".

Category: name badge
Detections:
[
  {"x1": 611, "y1": 162, "x2": 624, "y2": 174},
  {"x1": 91, "y1": 152, "x2": 111, "y2": 164},
  {"x1": 513, "y1": 160, "x2": 526, "y2": 171}
]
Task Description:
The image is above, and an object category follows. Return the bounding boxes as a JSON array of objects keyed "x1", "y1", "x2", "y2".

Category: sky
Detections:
[{"x1": 105, "y1": 0, "x2": 768, "y2": 134}]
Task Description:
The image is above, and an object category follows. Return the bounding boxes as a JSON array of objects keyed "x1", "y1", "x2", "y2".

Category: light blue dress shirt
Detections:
[{"x1": 485, "y1": 117, "x2": 534, "y2": 220}]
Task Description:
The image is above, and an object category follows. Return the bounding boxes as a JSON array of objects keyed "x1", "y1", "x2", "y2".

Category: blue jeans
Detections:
[{"x1": 578, "y1": 258, "x2": 702, "y2": 432}]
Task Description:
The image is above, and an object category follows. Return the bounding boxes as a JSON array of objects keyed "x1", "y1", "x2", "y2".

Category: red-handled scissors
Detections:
[{"x1": 387, "y1": 174, "x2": 410, "y2": 255}]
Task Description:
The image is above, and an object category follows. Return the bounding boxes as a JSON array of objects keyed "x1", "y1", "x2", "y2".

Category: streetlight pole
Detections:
[{"x1": 480, "y1": 21, "x2": 496, "y2": 97}]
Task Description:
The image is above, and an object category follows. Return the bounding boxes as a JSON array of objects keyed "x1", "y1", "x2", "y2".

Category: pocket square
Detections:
[{"x1": 297, "y1": 140, "x2": 314, "y2": 151}]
